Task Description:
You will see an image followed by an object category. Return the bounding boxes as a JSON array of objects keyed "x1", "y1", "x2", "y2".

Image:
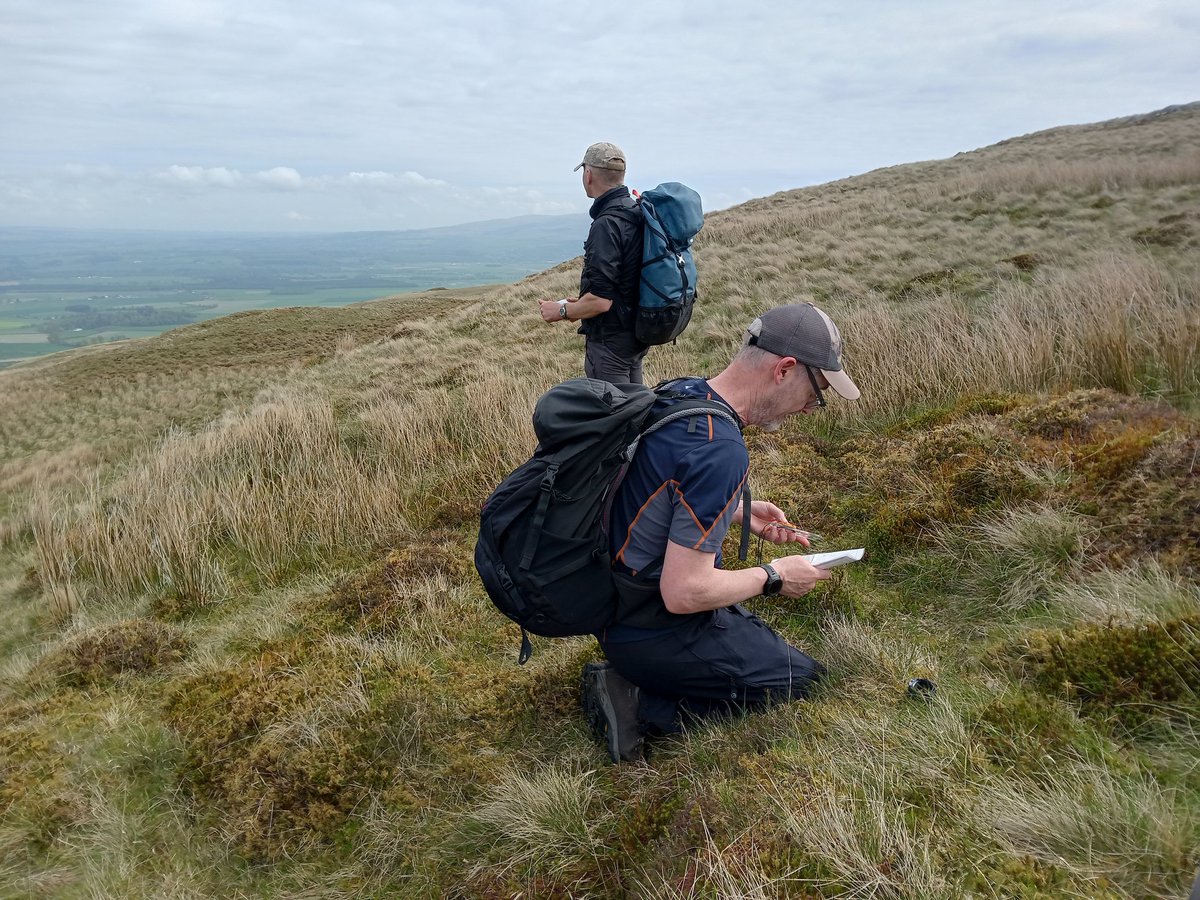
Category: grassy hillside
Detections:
[{"x1": 1, "y1": 104, "x2": 1198, "y2": 898}]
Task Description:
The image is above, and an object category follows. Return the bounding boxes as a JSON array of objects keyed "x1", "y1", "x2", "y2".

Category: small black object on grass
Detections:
[{"x1": 906, "y1": 677, "x2": 937, "y2": 701}]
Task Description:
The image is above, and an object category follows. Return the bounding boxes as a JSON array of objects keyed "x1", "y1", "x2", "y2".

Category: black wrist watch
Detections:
[{"x1": 759, "y1": 563, "x2": 783, "y2": 596}]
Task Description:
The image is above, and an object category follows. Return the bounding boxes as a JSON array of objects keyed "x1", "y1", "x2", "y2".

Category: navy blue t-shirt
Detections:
[{"x1": 609, "y1": 378, "x2": 748, "y2": 581}]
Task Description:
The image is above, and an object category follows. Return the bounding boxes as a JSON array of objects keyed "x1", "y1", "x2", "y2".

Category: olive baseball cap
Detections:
[
  {"x1": 573, "y1": 141, "x2": 627, "y2": 172},
  {"x1": 746, "y1": 303, "x2": 861, "y2": 400}
]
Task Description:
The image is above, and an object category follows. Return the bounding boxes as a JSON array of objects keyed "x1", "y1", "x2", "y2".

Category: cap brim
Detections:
[
  {"x1": 573, "y1": 162, "x2": 585, "y2": 171},
  {"x1": 821, "y1": 367, "x2": 860, "y2": 401}
]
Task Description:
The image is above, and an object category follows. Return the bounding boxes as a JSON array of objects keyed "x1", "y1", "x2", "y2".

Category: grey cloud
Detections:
[{"x1": 1, "y1": 0, "x2": 1196, "y2": 231}]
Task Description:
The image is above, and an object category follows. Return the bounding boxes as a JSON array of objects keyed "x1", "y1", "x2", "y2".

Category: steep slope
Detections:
[{"x1": 0, "y1": 104, "x2": 1197, "y2": 898}]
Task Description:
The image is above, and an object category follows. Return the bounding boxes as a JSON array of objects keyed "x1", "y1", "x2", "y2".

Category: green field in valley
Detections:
[{"x1": 0, "y1": 217, "x2": 586, "y2": 367}]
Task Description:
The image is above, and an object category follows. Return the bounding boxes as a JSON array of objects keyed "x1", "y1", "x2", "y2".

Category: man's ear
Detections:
[{"x1": 774, "y1": 356, "x2": 798, "y2": 384}]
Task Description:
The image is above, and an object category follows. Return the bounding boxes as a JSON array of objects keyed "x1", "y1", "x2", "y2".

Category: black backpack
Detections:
[{"x1": 474, "y1": 378, "x2": 744, "y2": 663}]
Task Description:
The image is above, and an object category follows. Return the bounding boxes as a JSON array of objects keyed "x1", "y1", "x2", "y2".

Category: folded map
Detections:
[{"x1": 802, "y1": 548, "x2": 865, "y2": 569}]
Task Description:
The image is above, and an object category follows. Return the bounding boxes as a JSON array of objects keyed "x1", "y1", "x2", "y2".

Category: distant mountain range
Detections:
[{"x1": 0, "y1": 213, "x2": 592, "y2": 289}]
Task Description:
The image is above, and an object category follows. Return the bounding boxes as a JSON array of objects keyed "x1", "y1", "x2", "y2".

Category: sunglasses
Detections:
[{"x1": 804, "y1": 365, "x2": 827, "y2": 409}]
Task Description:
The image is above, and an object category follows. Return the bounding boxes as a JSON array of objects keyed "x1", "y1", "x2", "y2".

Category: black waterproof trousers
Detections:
[{"x1": 598, "y1": 605, "x2": 825, "y2": 735}]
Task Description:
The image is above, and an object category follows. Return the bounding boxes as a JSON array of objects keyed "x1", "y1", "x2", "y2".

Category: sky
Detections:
[{"x1": 1, "y1": 0, "x2": 1197, "y2": 233}]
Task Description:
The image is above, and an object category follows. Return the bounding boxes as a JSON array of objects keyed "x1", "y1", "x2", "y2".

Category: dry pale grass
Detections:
[
  {"x1": 817, "y1": 617, "x2": 939, "y2": 701},
  {"x1": 940, "y1": 150, "x2": 1200, "y2": 198},
  {"x1": 829, "y1": 253, "x2": 1199, "y2": 421},
  {"x1": 978, "y1": 764, "x2": 1200, "y2": 898},
  {"x1": 1051, "y1": 561, "x2": 1200, "y2": 625},
  {"x1": 467, "y1": 765, "x2": 612, "y2": 877}
]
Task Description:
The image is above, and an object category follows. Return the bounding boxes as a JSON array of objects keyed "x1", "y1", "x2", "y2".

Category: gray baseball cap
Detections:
[
  {"x1": 573, "y1": 141, "x2": 627, "y2": 172},
  {"x1": 745, "y1": 303, "x2": 861, "y2": 400}
]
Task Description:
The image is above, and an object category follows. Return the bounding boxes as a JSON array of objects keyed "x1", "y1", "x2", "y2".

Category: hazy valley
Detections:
[{"x1": 0, "y1": 214, "x2": 589, "y2": 367}]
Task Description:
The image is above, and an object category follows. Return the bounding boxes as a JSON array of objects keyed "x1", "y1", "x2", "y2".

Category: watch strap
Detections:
[{"x1": 759, "y1": 563, "x2": 782, "y2": 596}]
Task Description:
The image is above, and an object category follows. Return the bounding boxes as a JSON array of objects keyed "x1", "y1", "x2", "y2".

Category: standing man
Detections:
[
  {"x1": 539, "y1": 142, "x2": 648, "y2": 384},
  {"x1": 581, "y1": 302, "x2": 862, "y2": 763}
]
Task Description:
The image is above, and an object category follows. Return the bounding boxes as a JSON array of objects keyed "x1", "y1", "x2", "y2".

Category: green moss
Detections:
[
  {"x1": 886, "y1": 396, "x2": 1023, "y2": 436},
  {"x1": 970, "y1": 689, "x2": 1088, "y2": 773},
  {"x1": 965, "y1": 854, "x2": 1079, "y2": 899},
  {"x1": 0, "y1": 698, "x2": 85, "y2": 849},
  {"x1": 1019, "y1": 615, "x2": 1200, "y2": 729},
  {"x1": 164, "y1": 638, "x2": 412, "y2": 859}
]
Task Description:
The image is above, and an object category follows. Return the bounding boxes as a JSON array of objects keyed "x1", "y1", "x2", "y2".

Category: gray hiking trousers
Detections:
[{"x1": 584, "y1": 332, "x2": 649, "y2": 385}]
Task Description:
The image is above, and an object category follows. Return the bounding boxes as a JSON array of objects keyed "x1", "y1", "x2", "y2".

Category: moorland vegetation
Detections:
[{"x1": 1, "y1": 103, "x2": 1198, "y2": 898}]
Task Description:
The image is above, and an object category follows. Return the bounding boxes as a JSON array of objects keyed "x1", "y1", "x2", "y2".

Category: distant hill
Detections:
[{"x1": 0, "y1": 213, "x2": 592, "y2": 285}]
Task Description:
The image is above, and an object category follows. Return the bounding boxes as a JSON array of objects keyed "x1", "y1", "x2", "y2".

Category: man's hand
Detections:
[
  {"x1": 539, "y1": 298, "x2": 569, "y2": 323},
  {"x1": 736, "y1": 500, "x2": 813, "y2": 547},
  {"x1": 769, "y1": 554, "x2": 832, "y2": 597}
]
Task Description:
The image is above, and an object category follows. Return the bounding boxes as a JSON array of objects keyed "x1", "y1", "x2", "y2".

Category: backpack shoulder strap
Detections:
[
  {"x1": 633, "y1": 382, "x2": 753, "y2": 561},
  {"x1": 597, "y1": 199, "x2": 643, "y2": 226},
  {"x1": 649, "y1": 378, "x2": 742, "y2": 432}
]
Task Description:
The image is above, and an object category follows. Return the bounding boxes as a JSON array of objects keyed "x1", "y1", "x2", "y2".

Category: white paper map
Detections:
[{"x1": 802, "y1": 548, "x2": 865, "y2": 569}]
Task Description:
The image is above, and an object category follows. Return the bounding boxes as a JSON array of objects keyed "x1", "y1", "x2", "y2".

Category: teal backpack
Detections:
[{"x1": 634, "y1": 183, "x2": 703, "y2": 345}]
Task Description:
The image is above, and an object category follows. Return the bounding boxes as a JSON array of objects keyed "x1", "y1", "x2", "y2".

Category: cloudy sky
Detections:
[{"x1": 2, "y1": 0, "x2": 1197, "y2": 233}]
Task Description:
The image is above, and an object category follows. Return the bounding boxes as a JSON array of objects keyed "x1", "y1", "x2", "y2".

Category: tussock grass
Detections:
[
  {"x1": 828, "y1": 254, "x2": 1199, "y2": 420},
  {"x1": 929, "y1": 504, "x2": 1092, "y2": 615},
  {"x1": 633, "y1": 823, "x2": 791, "y2": 900},
  {"x1": 817, "y1": 616, "x2": 939, "y2": 700},
  {"x1": 978, "y1": 764, "x2": 1200, "y2": 898},
  {"x1": 1053, "y1": 561, "x2": 1200, "y2": 625},
  {"x1": 467, "y1": 765, "x2": 612, "y2": 877},
  {"x1": 777, "y1": 782, "x2": 947, "y2": 899}
]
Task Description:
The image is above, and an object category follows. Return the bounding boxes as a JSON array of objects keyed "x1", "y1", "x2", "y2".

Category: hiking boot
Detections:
[{"x1": 581, "y1": 661, "x2": 644, "y2": 763}]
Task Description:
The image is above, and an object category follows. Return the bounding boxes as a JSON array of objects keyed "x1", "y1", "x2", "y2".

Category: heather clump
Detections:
[
  {"x1": 323, "y1": 529, "x2": 473, "y2": 629},
  {"x1": 164, "y1": 637, "x2": 423, "y2": 859},
  {"x1": 759, "y1": 390, "x2": 1187, "y2": 572},
  {"x1": 1132, "y1": 217, "x2": 1192, "y2": 247},
  {"x1": 1005, "y1": 390, "x2": 1177, "y2": 486},
  {"x1": 1086, "y1": 433, "x2": 1200, "y2": 576},
  {"x1": 44, "y1": 619, "x2": 189, "y2": 688},
  {"x1": 830, "y1": 414, "x2": 1041, "y2": 560}
]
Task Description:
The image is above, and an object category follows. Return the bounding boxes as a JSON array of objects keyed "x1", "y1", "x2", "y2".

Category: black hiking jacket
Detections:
[{"x1": 579, "y1": 185, "x2": 644, "y2": 339}]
